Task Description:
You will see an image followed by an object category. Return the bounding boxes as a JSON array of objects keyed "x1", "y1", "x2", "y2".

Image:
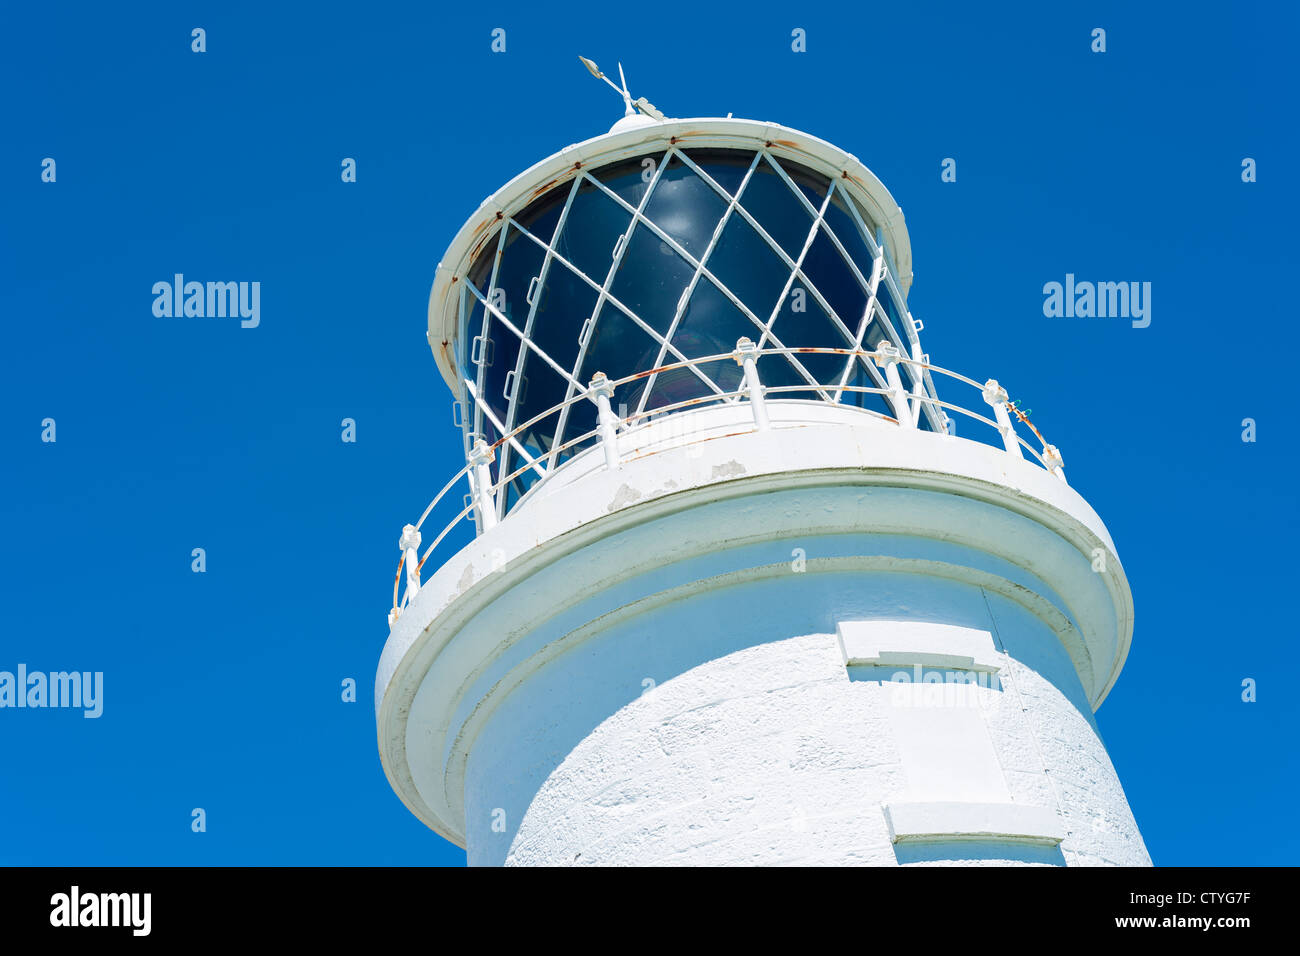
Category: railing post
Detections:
[
  {"x1": 589, "y1": 372, "x2": 621, "y2": 471},
  {"x1": 733, "y1": 337, "x2": 770, "y2": 431},
  {"x1": 1042, "y1": 444, "x2": 1068, "y2": 484},
  {"x1": 388, "y1": 523, "x2": 424, "y2": 626},
  {"x1": 874, "y1": 340, "x2": 913, "y2": 427},
  {"x1": 982, "y1": 379, "x2": 1024, "y2": 459},
  {"x1": 468, "y1": 439, "x2": 499, "y2": 531},
  {"x1": 399, "y1": 523, "x2": 422, "y2": 602}
]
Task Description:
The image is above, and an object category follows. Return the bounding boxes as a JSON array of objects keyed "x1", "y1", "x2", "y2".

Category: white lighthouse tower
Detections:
[{"x1": 375, "y1": 66, "x2": 1151, "y2": 867}]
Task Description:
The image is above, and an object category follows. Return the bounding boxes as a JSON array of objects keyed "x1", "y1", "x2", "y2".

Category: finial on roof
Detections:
[{"x1": 578, "y1": 56, "x2": 667, "y2": 131}]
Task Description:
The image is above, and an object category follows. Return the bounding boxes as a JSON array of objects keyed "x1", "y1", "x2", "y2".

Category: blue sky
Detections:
[{"x1": 1, "y1": 1, "x2": 1295, "y2": 865}]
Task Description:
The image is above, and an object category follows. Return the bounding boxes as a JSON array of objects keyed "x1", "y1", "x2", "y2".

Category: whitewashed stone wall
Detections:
[{"x1": 463, "y1": 569, "x2": 1149, "y2": 866}]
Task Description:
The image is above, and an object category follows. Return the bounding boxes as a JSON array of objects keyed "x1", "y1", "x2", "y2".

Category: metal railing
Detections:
[{"x1": 388, "y1": 341, "x2": 1065, "y2": 625}]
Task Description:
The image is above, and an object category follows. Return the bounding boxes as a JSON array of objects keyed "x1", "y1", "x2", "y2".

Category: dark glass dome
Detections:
[{"x1": 456, "y1": 146, "x2": 935, "y2": 512}]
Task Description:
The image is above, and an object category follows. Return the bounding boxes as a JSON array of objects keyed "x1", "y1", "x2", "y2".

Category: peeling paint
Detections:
[
  {"x1": 710, "y1": 460, "x2": 746, "y2": 480},
  {"x1": 457, "y1": 563, "x2": 476, "y2": 594},
  {"x1": 606, "y1": 484, "x2": 645, "y2": 512}
]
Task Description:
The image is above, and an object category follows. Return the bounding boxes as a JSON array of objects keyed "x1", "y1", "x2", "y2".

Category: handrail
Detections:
[{"x1": 388, "y1": 344, "x2": 1066, "y2": 624}]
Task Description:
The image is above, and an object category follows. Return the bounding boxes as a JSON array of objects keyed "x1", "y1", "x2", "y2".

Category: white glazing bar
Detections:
[
  {"x1": 583, "y1": 172, "x2": 829, "y2": 399},
  {"x1": 686, "y1": 153, "x2": 868, "y2": 361},
  {"x1": 839, "y1": 192, "x2": 885, "y2": 281},
  {"x1": 754, "y1": 165, "x2": 834, "y2": 340},
  {"x1": 833, "y1": 252, "x2": 885, "y2": 402},
  {"x1": 720, "y1": 178, "x2": 889, "y2": 402},
  {"x1": 507, "y1": 215, "x2": 727, "y2": 409},
  {"x1": 463, "y1": 380, "x2": 547, "y2": 483},
  {"x1": 836, "y1": 197, "x2": 925, "y2": 406},
  {"x1": 455, "y1": 282, "x2": 476, "y2": 459},
  {"x1": 752, "y1": 169, "x2": 839, "y2": 403},
  {"x1": 765, "y1": 151, "x2": 831, "y2": 219},
  {"x1": 765, "y1": 171, "x2": 889, "y2": 402},
  {"x1": 491, "y1": 180, "x2": 584, "y2": 506},
  {"x1": 470, "y1": 225, "x2": 511, "y2": 444},
  {"x1": 579, "y1": 172, "x2": 783, "y2": 329},
  {"x1": 876, "y1": 227, "x2": 904, "y2": 298},
  {"x1": 763, "y1": 153, "x2": 874, "y2": 296},
  {"x1": 814, "y1": 205, "x2": 873, "y2": 293},
  {"x1": 858, "y1": 251, "x2": 940, "y2": 428},
  {"x1": 874, "y1": 232, "x2": 915, "y2": 343},
  {"x1": 673, "y1": 147, "x2": 825, "y2": 280},
  {"x1": 755, "y1": 156, "x2": 894, "y2": 399},
  {"x1": 499, "y1": 176, "x2": 585, "y2": 443},
  {"x1": 459, "y1": 288, "x2": 576, "y2": 506},
  {"x1": 634, "y1": 150, "x2": 764, "y2": 417},
  {"x1": 464, "y1": 279, "x2": 586, "y2": 395},
  {"x1": 675, "y1": 151, "x2": 814, "y2": 299},
  {"x1": 869, "y1": 249, "x2": 942, "y2": 433},
  {"x1": 697, "y1": 151, "x2": 889, "y2": 406},
  {"x1": 547, "y1": 152, "x2": 673, "y2": 470}
]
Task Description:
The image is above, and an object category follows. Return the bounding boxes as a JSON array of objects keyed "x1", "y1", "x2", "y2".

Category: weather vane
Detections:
[{"x1": 578, "y1": 56, "x2": 665, "y2": 121}]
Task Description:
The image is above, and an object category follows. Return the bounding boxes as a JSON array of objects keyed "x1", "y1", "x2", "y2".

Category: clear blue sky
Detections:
[{"x1": 1, "y1": 1, "x2": 1295, "y2": 866}]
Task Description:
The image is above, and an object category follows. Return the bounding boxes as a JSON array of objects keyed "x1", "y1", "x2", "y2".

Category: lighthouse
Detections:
[{"x1": 375, "y1": 64, "x2": 1151, "y2": 867}]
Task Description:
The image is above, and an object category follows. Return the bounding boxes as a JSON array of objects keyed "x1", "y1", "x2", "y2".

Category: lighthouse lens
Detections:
[{"x1": 459, "y1": 146, "x2": 936, "y2": 509}]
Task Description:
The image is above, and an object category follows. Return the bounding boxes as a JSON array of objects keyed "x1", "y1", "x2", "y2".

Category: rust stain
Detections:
[
  {"x1": 529, "y1": 177, "x2": 561, "y2": 198},
  {"x1": 469, "y1": 227, "x2": 500, "y2": 260},
  {"x1": 841, "y1": 171, "x2": 869, "y2": 193},
  {"x1": 462, "y1": 168, "x2": 586, "y2": 261},
  {"x1": 529, "y1": 165, "x2": 583, "y2": 201}
]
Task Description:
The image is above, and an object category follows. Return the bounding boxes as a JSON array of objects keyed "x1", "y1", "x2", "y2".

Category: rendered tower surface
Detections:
[{"x1": 375, "y1": 90, "x2": 1150, "y2": 866}]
